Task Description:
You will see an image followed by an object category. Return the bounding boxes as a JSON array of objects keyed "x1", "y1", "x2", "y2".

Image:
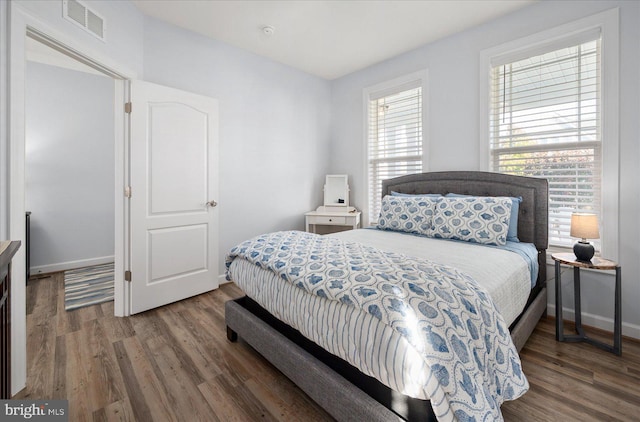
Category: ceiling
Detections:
[{"x1": 133, "y1": 0, "x2": 535, "y2": 80}]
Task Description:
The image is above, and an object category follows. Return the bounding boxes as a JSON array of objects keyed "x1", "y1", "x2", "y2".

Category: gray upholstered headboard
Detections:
[{"x1": 382, "y1": 171, "x2": 549, "y2": 285}]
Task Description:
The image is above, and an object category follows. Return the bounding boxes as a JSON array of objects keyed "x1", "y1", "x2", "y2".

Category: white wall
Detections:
[
  {"x1": 12, "y1": 0, "x2": 144, "y2": 77},
  {"x1": 329, "y1": 1, "x2": 640, "y2": 338},
  {"x1": 142, "y1": 17, "x2": 332, "y2": 275},
  {"x1": 2, "y1": 0, "x2": 142, "y2": 240},
  {"x1": 25, "y1": 61, "x2": 114, "y2": 274}
]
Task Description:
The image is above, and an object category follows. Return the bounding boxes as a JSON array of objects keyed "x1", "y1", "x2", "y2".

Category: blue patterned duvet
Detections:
[{"x1": 226, "y1": 230, "x2": 528, "y2": 421}]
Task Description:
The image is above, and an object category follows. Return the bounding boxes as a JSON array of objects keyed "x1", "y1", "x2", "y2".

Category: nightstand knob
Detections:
[{"x1": 207, "y1": 200, "x2": 218, "y2": 207}]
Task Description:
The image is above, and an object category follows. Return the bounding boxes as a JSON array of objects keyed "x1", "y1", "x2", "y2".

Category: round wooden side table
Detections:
[{"x1": 552, "y1": 252, "x2": 621, "y2": 355}]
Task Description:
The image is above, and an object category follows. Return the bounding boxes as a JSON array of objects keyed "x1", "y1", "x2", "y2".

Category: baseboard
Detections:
[
  {"x1": 219, "y1": 273, "x2": 231, "y2": 285},
  {"x1": 30, "y1": 255, "x2": 115, "y2": 276},
  {"x1": 547, "y1": 303, "x2": 640, "y2": 340}
]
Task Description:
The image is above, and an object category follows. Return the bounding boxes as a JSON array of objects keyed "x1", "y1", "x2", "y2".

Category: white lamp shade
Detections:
[{"x1": 570, "y1": 213, "x2": 600, "y2": 239}]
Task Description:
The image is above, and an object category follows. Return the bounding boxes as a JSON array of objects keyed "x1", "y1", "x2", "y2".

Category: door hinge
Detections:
[
  {"x1": 125, "y1": 270, "x2": 132, "y2": 282},
  {"x1": 125, "y1": 186, "x2": 132, "y2": 198},
  {"x1": 125, "y1": 102, "x2": 132, "y2": 114}
]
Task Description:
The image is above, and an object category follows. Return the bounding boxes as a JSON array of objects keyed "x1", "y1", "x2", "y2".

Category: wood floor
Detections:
[{"x1": 15, "y1": 273, "x2": 640, "y2": 421}]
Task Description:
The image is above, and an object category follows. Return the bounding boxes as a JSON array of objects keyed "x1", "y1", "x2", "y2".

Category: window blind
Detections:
[
  {"x1": 490, "y1": 39, "x2": 601, "y2": 249},
  {"x1": 367, "y1": 86, "x2": 422, "y2": 225}
]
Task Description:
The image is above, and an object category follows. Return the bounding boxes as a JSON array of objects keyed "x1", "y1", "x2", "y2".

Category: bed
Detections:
[{"x1": 225, "y1": 171, "x2": 548, "y2": 421}]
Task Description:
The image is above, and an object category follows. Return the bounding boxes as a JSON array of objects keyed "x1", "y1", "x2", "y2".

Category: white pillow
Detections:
[
  {"x1": 377, "y1": 196, "x2": 439, "y2": 236},
  {"x1": 430, "y1": 196, "x2": 513, "y2": 246}
]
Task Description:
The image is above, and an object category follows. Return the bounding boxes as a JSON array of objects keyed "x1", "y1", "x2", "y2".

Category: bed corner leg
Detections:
[{"x1": 227, "y1": 326, "x2": 238, "y2": 342}]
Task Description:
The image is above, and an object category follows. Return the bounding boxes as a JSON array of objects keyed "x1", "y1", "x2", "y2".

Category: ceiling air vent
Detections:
[{"x1": 62, "y1": 0, "x2": 106, "y2": 41}]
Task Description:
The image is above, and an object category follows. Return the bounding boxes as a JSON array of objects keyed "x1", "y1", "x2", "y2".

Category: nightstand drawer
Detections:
[{"x1": 309, "y1": 215, "x2": 346, "y2": 225}]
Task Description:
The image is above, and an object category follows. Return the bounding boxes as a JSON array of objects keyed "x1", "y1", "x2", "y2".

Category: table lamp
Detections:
[{"x1": 570, "y1": 213, "x2": 599, "y2": 261}]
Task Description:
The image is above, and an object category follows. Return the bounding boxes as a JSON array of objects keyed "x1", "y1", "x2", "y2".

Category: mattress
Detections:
[
  {"x1": 227, "y1": 228, "x2": 533, "y2": 408},
  {"x1": 328, "y1": 229, "x2": 534, "y2": 326}
]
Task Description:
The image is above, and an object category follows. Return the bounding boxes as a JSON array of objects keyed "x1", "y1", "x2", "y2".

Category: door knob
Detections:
[{"x1": 207, "y1": 200, "x2": 218, "y2": 207}]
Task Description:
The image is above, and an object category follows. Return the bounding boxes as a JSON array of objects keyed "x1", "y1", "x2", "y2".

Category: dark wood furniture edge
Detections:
[
  {"x1": 0, "y1": 241, "x2": 21, "y2": 272},
  {"x1": 1, "y1": 240, "x2": 21, "y2": 399}
]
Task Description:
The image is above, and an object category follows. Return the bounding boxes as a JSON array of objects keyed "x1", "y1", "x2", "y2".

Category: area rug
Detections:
[{"x1": 64, "y1": 262, "x2": 114, "y2": 311}]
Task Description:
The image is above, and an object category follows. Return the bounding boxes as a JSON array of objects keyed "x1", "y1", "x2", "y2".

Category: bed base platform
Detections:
[
  {"x1": 225, "y1": 286, "x2": 547, "y2": 422},
  {"x1": 225, "y1": 296, "x2": 435, "y2": 422},
  {"x1": 511, "y1": 286, "x2": 547, "y2": 351}
]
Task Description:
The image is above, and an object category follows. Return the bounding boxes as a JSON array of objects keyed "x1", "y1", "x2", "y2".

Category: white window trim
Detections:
[
  {"x1": 479, "y1": 8, "x2": 619, "y2": 261},
  {"x1": 362, "y1": 70, "x2": 429, "y2": 226}
]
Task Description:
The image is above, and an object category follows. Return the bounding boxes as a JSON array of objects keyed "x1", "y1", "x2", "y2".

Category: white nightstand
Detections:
[
  {"x1": 305, "y1": 207, "x2": 361, "y2": 234},
  {"x1": 307, "y1": 174, "x2": 360, "y2": 233}
]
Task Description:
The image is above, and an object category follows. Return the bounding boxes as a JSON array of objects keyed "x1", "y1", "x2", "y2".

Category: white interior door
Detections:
[{"x1": 129, "y1": 80, "x2": 219, "y2": 314}]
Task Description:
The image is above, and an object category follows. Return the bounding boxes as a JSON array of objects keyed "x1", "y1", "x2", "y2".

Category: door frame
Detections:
[{"x1": 6, "y1": 3, "x2": 136, "y2": 394}]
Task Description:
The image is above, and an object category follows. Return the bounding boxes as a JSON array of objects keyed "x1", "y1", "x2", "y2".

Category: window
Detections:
[
  {"x1": 480, "y1": 9, "x2": 619, "y2": 259},
  {"x1": 365, "y1": 72, "x2": 427, "y2": 225},
  {"x1": 490, "y1": 37, "x2": 601, "y2": 249}
]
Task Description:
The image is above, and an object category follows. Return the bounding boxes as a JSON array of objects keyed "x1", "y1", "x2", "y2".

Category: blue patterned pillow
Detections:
[
  {"x1": 377, "y1": 196, "x2": 439, "y2": 235},
  {"x1": 446, "y1": 193, "x2": 522, "y2": 242},
  {"x1": 430, "y1": 196, "x2": 513, "y2": 245}
]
